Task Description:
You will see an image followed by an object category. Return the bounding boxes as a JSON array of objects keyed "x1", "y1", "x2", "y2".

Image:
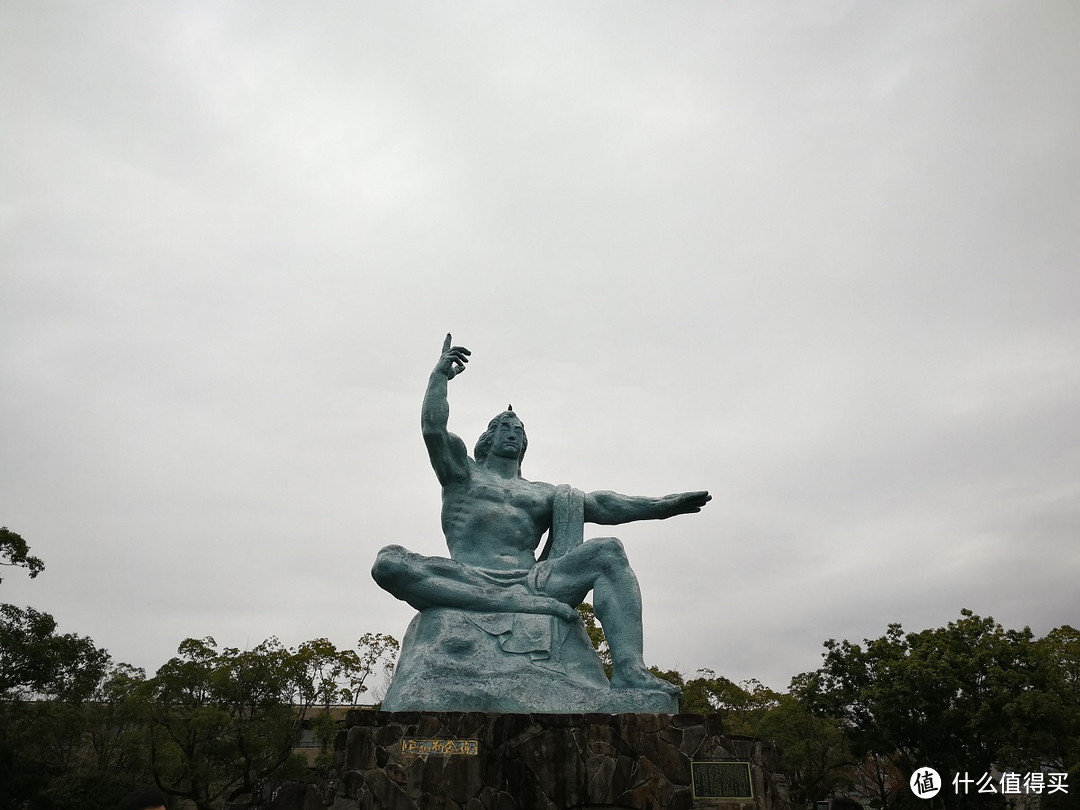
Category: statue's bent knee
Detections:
[
  {"x1": 371, "y1": 545, "x2": 411, "y2": 588},
  {"x1": 591, "y1": 536, "x2": 628, "y2": 572}
]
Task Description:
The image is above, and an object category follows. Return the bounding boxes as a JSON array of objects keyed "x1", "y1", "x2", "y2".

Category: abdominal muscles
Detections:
[{"x1": 442, "y1": 495, "x2": 544, "y2": 570}]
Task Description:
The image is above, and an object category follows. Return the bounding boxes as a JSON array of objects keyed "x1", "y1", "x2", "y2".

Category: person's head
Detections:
[
  {"x1": 474, "y1": 406, "x2": 528, "y2": 472},
  {"x1": 117, "y1": 787, "x2": 167, "y2": 810}
]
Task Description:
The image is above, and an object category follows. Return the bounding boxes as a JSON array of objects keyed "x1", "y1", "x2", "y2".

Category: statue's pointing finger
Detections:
[{"x1": 440, "y1": 333, "x2": 471, "y2": 379}]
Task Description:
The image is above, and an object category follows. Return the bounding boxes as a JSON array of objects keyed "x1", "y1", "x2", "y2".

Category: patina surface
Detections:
[{"x1": 372, "y1": 335, "x2": 710, "y2": 712}]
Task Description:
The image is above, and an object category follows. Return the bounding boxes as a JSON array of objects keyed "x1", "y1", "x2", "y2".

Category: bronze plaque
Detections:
[
  {"x1": 691, "y1": 761, "x2": 753, "y2": 799},
  {"x1": 400, "y1": 738, "x2": 478, "y2": 756}
]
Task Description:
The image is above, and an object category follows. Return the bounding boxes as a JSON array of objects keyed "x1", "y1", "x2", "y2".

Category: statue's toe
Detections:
[{"x1": 611, "y1": 669, "x2": 682, "y2": 696}]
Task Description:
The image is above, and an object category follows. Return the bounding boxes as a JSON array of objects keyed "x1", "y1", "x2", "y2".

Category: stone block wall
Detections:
[{"x1": 329, "y1": 711, "x2": 790, "y2": 810}]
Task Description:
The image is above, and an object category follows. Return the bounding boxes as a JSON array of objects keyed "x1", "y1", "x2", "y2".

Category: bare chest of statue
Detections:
[{"x1": 441, "y1": 471, "x2": 554, "y2": 569}]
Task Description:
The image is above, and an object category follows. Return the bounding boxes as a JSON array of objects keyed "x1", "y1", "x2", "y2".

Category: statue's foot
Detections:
[
  {"x1": 611, "y1": 667, "x2": 682, "y2": 697},
  {"x1": 536, "y1": 597, "x2": 580, "y2": 623},
  {"x1": 505, "y1": 586, "x2": 579, "y2": 622},
  {"x1": 553, "y1": 600, "x2": 581, "y2": 622}
]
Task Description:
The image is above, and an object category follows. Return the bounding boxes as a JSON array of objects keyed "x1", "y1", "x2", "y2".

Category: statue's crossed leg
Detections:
[{"x1": 373, "y1": 545, "x2": 577, "y2": 620}]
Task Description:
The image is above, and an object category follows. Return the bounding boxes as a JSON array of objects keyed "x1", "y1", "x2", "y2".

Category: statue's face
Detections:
[{"x1": 489, "y1": 417, "x2": 525, "y2": 460}]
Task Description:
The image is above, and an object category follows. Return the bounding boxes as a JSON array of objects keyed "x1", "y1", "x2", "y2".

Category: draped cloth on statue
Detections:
[{"x1": 463, "y1": 484, "x2": 584, "y2": 661}]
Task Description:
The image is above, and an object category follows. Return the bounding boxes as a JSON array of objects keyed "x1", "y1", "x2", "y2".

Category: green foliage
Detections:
[
  {"x1": 0, "y1": 527, "x2": 407, "y2": 808},
  {"x1": 349, "y1": 632, "x2": 400, "y2": 706},
  {"x1": 145, "y1": 636, "x2": 310, "y2": 810},
  {"x1": 645, "y1": 666, "x2": 854, "y2": 805},
  {"x1": 0, "y1": 623, "x2": 398, "y2": 810},
  {"x1": 4, "y1": 581, "x2": 1070, "y2": 810},
  {"x1": 289, "y1": 632, "x2": 399, "y2": 709},
  {"x1": 0, "y1": 604, "x2": 111, "y2": 701},
  {"x1": 662, "y1": 667, "x2": 779, "y2": 726},
  {"x1": 144, "y1": 633, "x2": 398, "y2": 810},
  {"x1": 757, "y1": 686, "x2": 853, "y2": 806},
  {"x1": 0, "y1": 526, "x2": 45, "y2": 582},
  {"x1": 41, "y1": 769, "x2": 140, "y2": 810},
  {"x1": 0, "y1": 660, "x2": 149, "y2": 810},
  {"x1": 811, "y1": 611, "x2": 1025, "y2": 773},
  {"x1": 801, "y1": 609, "x2": 1078, "y2": 810},
  {"x1": 1033, "y1": 625, "x2": 1080, "y2": 810},
  {"x1": 577, "y1": 603, "x2": 612, "y2": 677},
  {"x1": 0, "y1": 526, "x2": 108, "y2": 702},
  {"x1": 0, "y1": 526, "x2": 134, "y2": 808},
  {"x1": 0, "y1": 704, "x2": 56, "y2": 810},
  {"x1": 646, "y1": 611, "x2": 1079, "y2": 810},
  {"x1": 1032, "y1": 625, "x2": 1080, "y2": 772}
]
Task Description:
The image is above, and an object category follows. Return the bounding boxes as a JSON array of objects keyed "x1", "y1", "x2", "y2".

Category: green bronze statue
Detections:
[{"x1": 372, "y1": 334, "x2": 711, "y2": 711}]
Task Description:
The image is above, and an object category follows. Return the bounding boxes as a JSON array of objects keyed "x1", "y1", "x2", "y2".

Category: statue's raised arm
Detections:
[
  {"x1": 421, "y1": 333, "x2": 471, "y2": 486},
  {"x1": 375, "y1": 334, "x2": 712, "y2": 713},
  {"x1": 584, "y1": 489, "x2": 711, "y2": 525}
]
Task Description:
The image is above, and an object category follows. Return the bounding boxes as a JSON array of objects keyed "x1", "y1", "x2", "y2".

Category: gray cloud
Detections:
[{"x1": 2, "y1": 1, "x2": 1077, "y2": 691}]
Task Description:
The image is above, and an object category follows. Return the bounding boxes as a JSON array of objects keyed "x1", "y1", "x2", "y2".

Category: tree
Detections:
[
  {"x1": 0, "y1": 526, "x2": 44, "y2": 583},
  {"x1": 0, "y1": 527, "x2": 107, "y2": 702},
  {"x1": 83, "y1": 662, "x2": 152, "y2": 779},
  {"x1": 145, "y1": 636, "x2": 309, "y2": 810},
  {"x1": 644, "y1": 664, "x2": 856, "y2": 805},
  {"x1": 0, "y1": 527, "x2": 135, "y2": 809},
  {"x1": 662, "y1": 667, "x2": 779, "y2": 727},
  {"x1": 758, "y1": 674, "x2": 856, "y2": 807},
  {"x1": 577, "y1": 603, "x2": 612, "y2": 677},
  {"x1": 1, "y1": 662, "x2": 152, "y2": 810},
  {"x1": 0, "y1": 625, "x2": 133, "y2": 810},
  {"x1": 289, "y1": 633, "x2": 398, "y2": 711},
  {"x1": 343, "y1": 632, "x2": 400, "y2": 707},
  {"x1": 1032, "y1": 625, "x2": 1080, "y2": 810},
  {"x1": 144, "y1": 633, "x2": 399, "y2": 810},
  {"x1": 0, "y1": 603, "x2": 110, "y2": 701},
  {"x1": 846, "y1": 752, "x2": 905, "y2": 810},
  {"x1": 803, "y1": 610, "x2": 1075, "y2": 810}
]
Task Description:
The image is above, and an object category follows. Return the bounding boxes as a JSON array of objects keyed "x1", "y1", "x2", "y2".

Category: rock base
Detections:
[{"x1": 382, "y1": 608, "x2": 678, "y2": 714}]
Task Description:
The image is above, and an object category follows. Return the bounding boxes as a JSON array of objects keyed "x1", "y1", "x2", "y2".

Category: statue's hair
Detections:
[{"x1": 474, "y1": 409, "x2": 527, "y2": 471}]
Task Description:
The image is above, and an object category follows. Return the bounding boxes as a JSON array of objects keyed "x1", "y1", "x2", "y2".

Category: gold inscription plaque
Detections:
[{"x1": 401, "y1": 738, "x2": 479, "y2": 756}]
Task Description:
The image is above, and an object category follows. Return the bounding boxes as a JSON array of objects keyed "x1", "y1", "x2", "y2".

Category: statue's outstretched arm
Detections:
[
  {"x1": 422, "y1": 333, "x2": 470, "y2": 485},
  {"x1": 583, "y1": 489, "x2": 711, "y2": 525}
]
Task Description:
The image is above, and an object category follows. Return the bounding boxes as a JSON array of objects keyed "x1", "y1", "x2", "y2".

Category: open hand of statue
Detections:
[
  {"x1": 435, "y1": 333, "x2": 471, "y2": 380},
  {"x1": 659, "y1": 491, "x2": 712, "y2": 518}
]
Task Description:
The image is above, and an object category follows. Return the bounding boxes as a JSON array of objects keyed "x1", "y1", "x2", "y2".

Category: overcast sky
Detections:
[{"x1": 2, "y1": 1, "x2": 1078, "y2": 696}]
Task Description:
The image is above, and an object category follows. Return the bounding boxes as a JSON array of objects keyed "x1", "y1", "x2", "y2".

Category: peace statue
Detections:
[{"x1": 372, "y1": 334, "x2": 711, "y2": 713}]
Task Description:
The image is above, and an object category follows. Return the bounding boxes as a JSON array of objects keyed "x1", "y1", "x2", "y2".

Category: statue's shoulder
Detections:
[{"x1": 518, "y1": 477, "x2": 557, "y2": 499}]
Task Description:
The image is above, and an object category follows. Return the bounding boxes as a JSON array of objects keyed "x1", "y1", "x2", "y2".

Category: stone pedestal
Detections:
[
  {"x1": 383, "y1": 608, "x2": 677, "y2": 714},
  {"x1": 332, "y1": 711, "x2": 790, "y2": 810}
]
